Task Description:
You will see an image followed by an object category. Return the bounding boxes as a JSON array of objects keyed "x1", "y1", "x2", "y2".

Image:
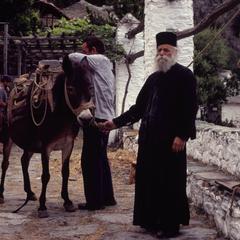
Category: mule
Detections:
[{"x1": 8, "y1": 55, "x2": 95, "y2": 218}]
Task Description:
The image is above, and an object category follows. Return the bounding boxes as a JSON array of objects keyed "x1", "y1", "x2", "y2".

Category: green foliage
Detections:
[
  {"x1": 194, "y1": 28, "x2": 231, "y2": 106},
  {"x1": 0, "y1": 0, "x2": 40, "y2": 35},
  {"x1": 196, "y1": 76, "x2": 226, "y2": 106},
  {"x1": 43, "y1": 18, "x2": 125, "y2": 61},
  {"x1": 225, "y1": 73, "x2": 240, "y2": 97}
]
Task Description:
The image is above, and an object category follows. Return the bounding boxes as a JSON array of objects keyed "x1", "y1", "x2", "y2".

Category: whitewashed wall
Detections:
[
  {"x1": 115, "y1": 14, "x2": 144, "y2": 116},
  {"x1": 115, "y1": 0, "x2": 194, "y2": 117},
  {"x1": 112, "y1": 1, "x2": 194, "y2": 143},
  {"x1": 144, "y1": 0, "x2": 194, "y2": 76},
  {"x1": 109, "y1": 14, "x2": 144, "y2": 144},
  {"x1": 187, "y1": 121, "x2": 240, "y2": 177}
]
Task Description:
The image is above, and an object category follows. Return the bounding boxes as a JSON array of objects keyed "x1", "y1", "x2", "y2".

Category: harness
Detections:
[{"x1": 8, "y1": 60, "x2": 95, "y2": 127}]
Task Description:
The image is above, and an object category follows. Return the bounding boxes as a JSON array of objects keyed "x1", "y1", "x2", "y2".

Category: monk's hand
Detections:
[
  {"x1": 97, "y1": 120, "x2": 117, "y2": 133},
  {"x1": 172, "y1": 136, "x2": 186, "y2": 152}
]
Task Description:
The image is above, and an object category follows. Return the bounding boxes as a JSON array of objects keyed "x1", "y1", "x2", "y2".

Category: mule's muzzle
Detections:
[{"x1": 77, "y1": 109, "x2": 96, "y2": 127}]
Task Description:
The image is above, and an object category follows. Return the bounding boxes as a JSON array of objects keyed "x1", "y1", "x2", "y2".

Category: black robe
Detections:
[{"x1": 113, "y1": 63, "x2": 198, "y2": 227}]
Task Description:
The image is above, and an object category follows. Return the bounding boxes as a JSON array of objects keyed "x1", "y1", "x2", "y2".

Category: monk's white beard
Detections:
[{"x1": 155, "y1": 54, "x2": 177, "y2": 73}]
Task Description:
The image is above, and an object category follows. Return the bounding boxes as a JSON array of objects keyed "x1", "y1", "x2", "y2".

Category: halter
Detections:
[{"x1": 64, "y1": 77, "x2": 95, "y2": 117}]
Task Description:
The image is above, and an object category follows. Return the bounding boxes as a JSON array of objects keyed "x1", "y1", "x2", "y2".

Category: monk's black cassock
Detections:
[{"x1": 113, "y1": 63, "x2": 198, "y2": 228}]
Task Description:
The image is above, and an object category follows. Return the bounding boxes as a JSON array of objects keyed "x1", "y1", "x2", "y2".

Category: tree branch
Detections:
[
  {"x1": 126, "y1": 0, "x2": 240, "y2": 40},
  {"x1": 125, "y1": 21, "x2": 144, "y2": 39},
  {"x1": 121, "y1": 60, "x2": 132, "y2": 114},
  {"x1": 125, "y1": 51, "x2": 144, "y2": 64},
  {"x1": 125, "y1": 0, "x2": 240, "y2": 64},
  {"x1": 177, "y1": 0, "x2": 240, "y2": 40}
]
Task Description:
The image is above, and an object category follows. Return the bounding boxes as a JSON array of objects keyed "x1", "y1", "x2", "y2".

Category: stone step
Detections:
[{"x1": 187, "y1": 158, "x2": 240, "y2": 240}]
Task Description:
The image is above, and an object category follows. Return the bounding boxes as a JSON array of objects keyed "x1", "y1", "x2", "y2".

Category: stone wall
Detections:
[
  {"x1": 187, "y1": 121, "x2": 240, "y2": 178},
  {"x1": 187, "y1": 161, "x2": 240, "y2": 240},
  {"x1": 122, "y1": 121, "x2": 240, "y2": 240},
  {"x1": 222, "y1": 104, "x2": 240, "y2": 128},
  {"x1": 187, "y1": 121, "x2": 240, "y2": 239}
]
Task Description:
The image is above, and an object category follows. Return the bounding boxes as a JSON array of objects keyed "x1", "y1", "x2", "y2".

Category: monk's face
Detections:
[{"x1": 155, "y1": 44, "x2": 177, "y2": 72}]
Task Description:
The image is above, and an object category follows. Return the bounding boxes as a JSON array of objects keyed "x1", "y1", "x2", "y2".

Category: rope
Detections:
[
  {"x1": 30, "y1": 78, "x2": 48, "y2": 127},
  {"x1": 33, "y1": 71, "x2": 54, "y2": 91},
  {"x1": 29, "y1": 69, "x2": 56, "y2": 126},
  {"x1": 64, "y1": 77, "x2": 94, "y2": 116},
  {"x1": 187, "y1": 8, "x2": 240, "y2": 68}
]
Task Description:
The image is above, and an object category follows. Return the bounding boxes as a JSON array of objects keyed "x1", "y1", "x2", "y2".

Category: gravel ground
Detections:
[{"x1": 0, "y1": 135, "x2": 225, "y2": 240}]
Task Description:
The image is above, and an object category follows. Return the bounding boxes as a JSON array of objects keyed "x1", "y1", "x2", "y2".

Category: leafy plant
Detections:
[
  {"x1": 42, "y1": 18, "x2": 125, "y2": 61},
  {"x1": 194, "y1": 28, "x2": 234, "y2": 124},
  {"x1": 194, "y1": 28, "x2": 231, "y2": 106},
  {"x1": 0, "y1": 0, "x2": 40, "y2": 35}
]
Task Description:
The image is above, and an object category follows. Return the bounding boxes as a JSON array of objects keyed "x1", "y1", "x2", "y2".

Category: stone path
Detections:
[{"x1": 0, "y1": 139, "x2": 225, "y2": 240}]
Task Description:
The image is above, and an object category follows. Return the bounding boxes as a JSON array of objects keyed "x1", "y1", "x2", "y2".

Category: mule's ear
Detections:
[{"x1": 62, "y1": 54, "x2": 72, "y2": 74}]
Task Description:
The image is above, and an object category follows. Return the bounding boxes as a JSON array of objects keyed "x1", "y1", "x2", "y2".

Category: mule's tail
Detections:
[
  {"x1": 12, "y1": 193, "x2": 37, "y2": 213},
  {"x1": 12, "y1": 197, "x2": 30, "y2": 213}
]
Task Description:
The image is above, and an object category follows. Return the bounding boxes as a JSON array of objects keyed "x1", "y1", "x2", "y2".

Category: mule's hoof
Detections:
[
  {"x1": 38, "y1": 210, "x2": 49, "y2": 218},
  {"x1": 64, "y1": 203, "x2": 76, "y2": 212},
  {"x1": 28, "y1": 193, "x2": 37, "y2": 201},
  {"x1": 0, "y1": 197, "x2": 4, "y2": 204}
]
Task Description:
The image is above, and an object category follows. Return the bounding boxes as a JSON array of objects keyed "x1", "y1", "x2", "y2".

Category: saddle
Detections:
[{"x1": 8, "y1": 60, "x2": 62, "y2": 125}]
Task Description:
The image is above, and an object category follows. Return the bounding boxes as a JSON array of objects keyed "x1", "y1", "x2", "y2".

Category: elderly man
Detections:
[{"x1": 100, "y1": 31, "x2": 198, "y2": 238}]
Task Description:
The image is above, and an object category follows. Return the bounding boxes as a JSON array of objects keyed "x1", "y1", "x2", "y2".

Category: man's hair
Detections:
[
  {"x1": 1, "y1": 75, "x2": 12, "y2": 82},
  {"x1": 83, "y1": 36, "x2": 105, "y2": 54}
]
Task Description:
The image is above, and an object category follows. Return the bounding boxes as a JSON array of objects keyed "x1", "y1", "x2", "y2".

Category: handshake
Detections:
[{"x1": 97, "y1": 120, "x2": 117, "y2": 133}]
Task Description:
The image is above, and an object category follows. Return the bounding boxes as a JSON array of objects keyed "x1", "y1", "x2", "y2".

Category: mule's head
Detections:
[{"x1": 62, "y1": 54, "x2": 95, "y2": 125}]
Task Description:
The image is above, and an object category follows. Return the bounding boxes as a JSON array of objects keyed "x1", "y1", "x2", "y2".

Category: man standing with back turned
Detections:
[
  {"x1": 69, "y1": 36, "x2": 116, "y2": 211},
  {"x1": 100, "y1": 32, "x2": 198, "y2": 238}
]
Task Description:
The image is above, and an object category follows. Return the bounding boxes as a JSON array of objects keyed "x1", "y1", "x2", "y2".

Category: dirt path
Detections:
[{"x1": 0, "y1": 137, "x2": 224, "y2": 240}]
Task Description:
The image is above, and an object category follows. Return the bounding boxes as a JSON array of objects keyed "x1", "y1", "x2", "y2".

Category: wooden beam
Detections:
[
  {"x1": 17, "y1": 44, "x2": 22, "y2": 76},
  {"x1": 3, "y1": 23, "x2": 8, "y2": 75}
]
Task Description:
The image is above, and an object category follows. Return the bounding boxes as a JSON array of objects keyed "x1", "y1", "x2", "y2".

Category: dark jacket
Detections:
[
  {"x1": 113, "y1": 63, "x2": 198, "y2": 142},
  {"x1": 113, "y1": 63, "x2": 198, "y2": 227}
]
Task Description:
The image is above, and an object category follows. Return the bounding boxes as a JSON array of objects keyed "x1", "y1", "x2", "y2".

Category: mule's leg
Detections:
[
  {"x1": 0, "y1": 138, "x2": 12, "y2": 203},
  {"x1": 21, "y1": 150, "x2": 37, "y2": 201},
  {"x1": 61, "y1": 140, "x2": 75, "y2": 212},
  {"x1": 38, "y1": 150, "x2": 50, "y2": 218}
]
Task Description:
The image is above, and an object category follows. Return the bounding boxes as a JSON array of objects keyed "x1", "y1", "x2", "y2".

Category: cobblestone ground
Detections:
[{"x1": 0, "y1": 137, "x2": 225, "y2": 240}]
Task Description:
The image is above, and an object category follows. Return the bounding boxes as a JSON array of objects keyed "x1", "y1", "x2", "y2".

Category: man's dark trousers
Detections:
[{"x1": 81, "y1": 119, "x2": 115, "y2": 208}]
